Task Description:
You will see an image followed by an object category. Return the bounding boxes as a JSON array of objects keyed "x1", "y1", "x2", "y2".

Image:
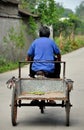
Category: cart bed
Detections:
[{"x1": 16, "y1": 78, "x2": 67, "y2": 101}]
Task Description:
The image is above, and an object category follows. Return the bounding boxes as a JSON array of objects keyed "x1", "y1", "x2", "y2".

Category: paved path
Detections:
[{"x1": 0, "y1": 47, "x2": 84, "y2": 130}]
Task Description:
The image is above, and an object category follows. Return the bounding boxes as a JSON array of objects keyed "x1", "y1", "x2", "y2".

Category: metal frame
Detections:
[{"x1": 18, "y1": 61, "x2": 66, "y2": 79}]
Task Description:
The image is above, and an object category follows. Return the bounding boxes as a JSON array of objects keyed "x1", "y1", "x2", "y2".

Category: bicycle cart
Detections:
[{"x1": 7, "y1": 61, "x2": 73, "y2": 126}]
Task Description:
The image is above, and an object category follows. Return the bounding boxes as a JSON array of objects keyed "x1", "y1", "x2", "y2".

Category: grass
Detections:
[
  {"x1": 0, "y1": 62, "x2": 19, "y2": 73},
  {"x1": 75, "y1": 35, "x2": 84, "y2": 47}
]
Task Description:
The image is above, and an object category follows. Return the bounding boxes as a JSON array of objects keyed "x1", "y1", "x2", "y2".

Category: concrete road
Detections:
[{"x1": 0, "y1": 47, "x2": 84, "y2": 130}]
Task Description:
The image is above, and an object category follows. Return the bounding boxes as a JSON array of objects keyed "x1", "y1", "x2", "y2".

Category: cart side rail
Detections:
[{"x1": 18, "y1": 61, "x2": 66, "y2": 79}]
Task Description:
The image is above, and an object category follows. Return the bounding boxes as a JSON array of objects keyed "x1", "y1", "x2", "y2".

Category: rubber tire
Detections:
[
  {"x1": 65, "y1": 101, "x2": 70, "y2": 126},
  {"x1": 11, "y1": 87, "x2": 17, "y2": 126}
]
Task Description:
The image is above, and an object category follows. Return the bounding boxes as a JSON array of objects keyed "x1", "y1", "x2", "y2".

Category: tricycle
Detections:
[{"x1": 6, "y1": 61, "x2": 73, "y2": 126}]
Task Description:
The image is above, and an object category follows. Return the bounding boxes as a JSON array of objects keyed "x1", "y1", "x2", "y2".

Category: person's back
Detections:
[{"x1": 27, "y1": 25, "x2": 61, "y2": 77}]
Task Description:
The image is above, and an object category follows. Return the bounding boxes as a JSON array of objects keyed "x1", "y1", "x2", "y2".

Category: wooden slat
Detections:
[{"x1": 17, "y1": 92, "x2": 67, "y2": 101}]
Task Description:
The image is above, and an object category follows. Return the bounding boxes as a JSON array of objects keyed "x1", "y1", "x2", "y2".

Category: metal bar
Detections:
[
  {"x1": 63, "y1": 62, "x2": 66, "y2": 79},
  {"x1": 17, "y1": 103, "x2": 66, "y2": 107},
  {"x1": 18, "y1": 61, "x2": 65, "y2": 63},
  {"x1": 19, "y1": 62, "x2": 21, "y2": 78}
]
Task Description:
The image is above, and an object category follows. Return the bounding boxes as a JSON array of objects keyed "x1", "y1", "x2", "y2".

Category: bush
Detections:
[
  {"x1": 0, "y1": 61, "x2": 18, "y2": 73},
  {"x1": 0, "y1": 56, "x2": 7, "y2": 66},
  {"x1": 75, "y1": 35, "x2": 84, "y2": 47},
  {"x1": 55, "y1": 35, "x2": 84, "y2": 54}
]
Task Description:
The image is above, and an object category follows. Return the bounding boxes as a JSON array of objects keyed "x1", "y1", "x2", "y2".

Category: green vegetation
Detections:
[
  {"x1": 29, "y1": 91, "x2": 45, "y2": 95},
  {"x1": 3, "y1": 23, "x2": 26, "y2": 62},
  {"x1": 0, "y1": 59, "x2": 18, "y2": 73},
  {"x1": 0, "y1": 35, "x2": 84, "y2": 73},
  {"x1": 0, "y1": 22, "x2": 26, "y2": 73},
  {"x1": 28, "y1": 16, "x2": 38, "y2": 38},
  {"x1": 55, "y1": 35, "x2": 84, "y2": 54}
]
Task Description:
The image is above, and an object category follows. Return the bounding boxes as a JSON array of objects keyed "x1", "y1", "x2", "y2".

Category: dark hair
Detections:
[{"x1": 39, "y1": 26, "x2": 50, "y2": 37}]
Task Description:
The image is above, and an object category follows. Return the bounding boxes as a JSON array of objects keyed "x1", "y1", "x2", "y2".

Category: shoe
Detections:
[
  {"x1": 30, "y1": 100, "x2": 39, "y2": 105},
  {"x1": 48, "y1": 100, "x2": 56, "y2": 104}
]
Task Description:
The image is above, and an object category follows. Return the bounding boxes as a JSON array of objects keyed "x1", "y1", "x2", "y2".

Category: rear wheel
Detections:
[
  {"x1": 65, "y1": 101, "x2": 70, "y2": 126},
  {"x1": 11, "y1": 87, "x2": 17, "y2": 126}
]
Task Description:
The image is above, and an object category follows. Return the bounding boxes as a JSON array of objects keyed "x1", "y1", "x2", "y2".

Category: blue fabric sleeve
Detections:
[
  {"x1": 27, "y1": 42, "x2": 35, "y2": 57},
  {"x1": 52, "y1": 40, "x2": 60, "y2": 54}
]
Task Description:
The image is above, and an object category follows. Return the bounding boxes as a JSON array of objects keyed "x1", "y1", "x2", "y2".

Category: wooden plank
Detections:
[{"x1": 17, "y1": 92, "x2": 67, "y2": 101}]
